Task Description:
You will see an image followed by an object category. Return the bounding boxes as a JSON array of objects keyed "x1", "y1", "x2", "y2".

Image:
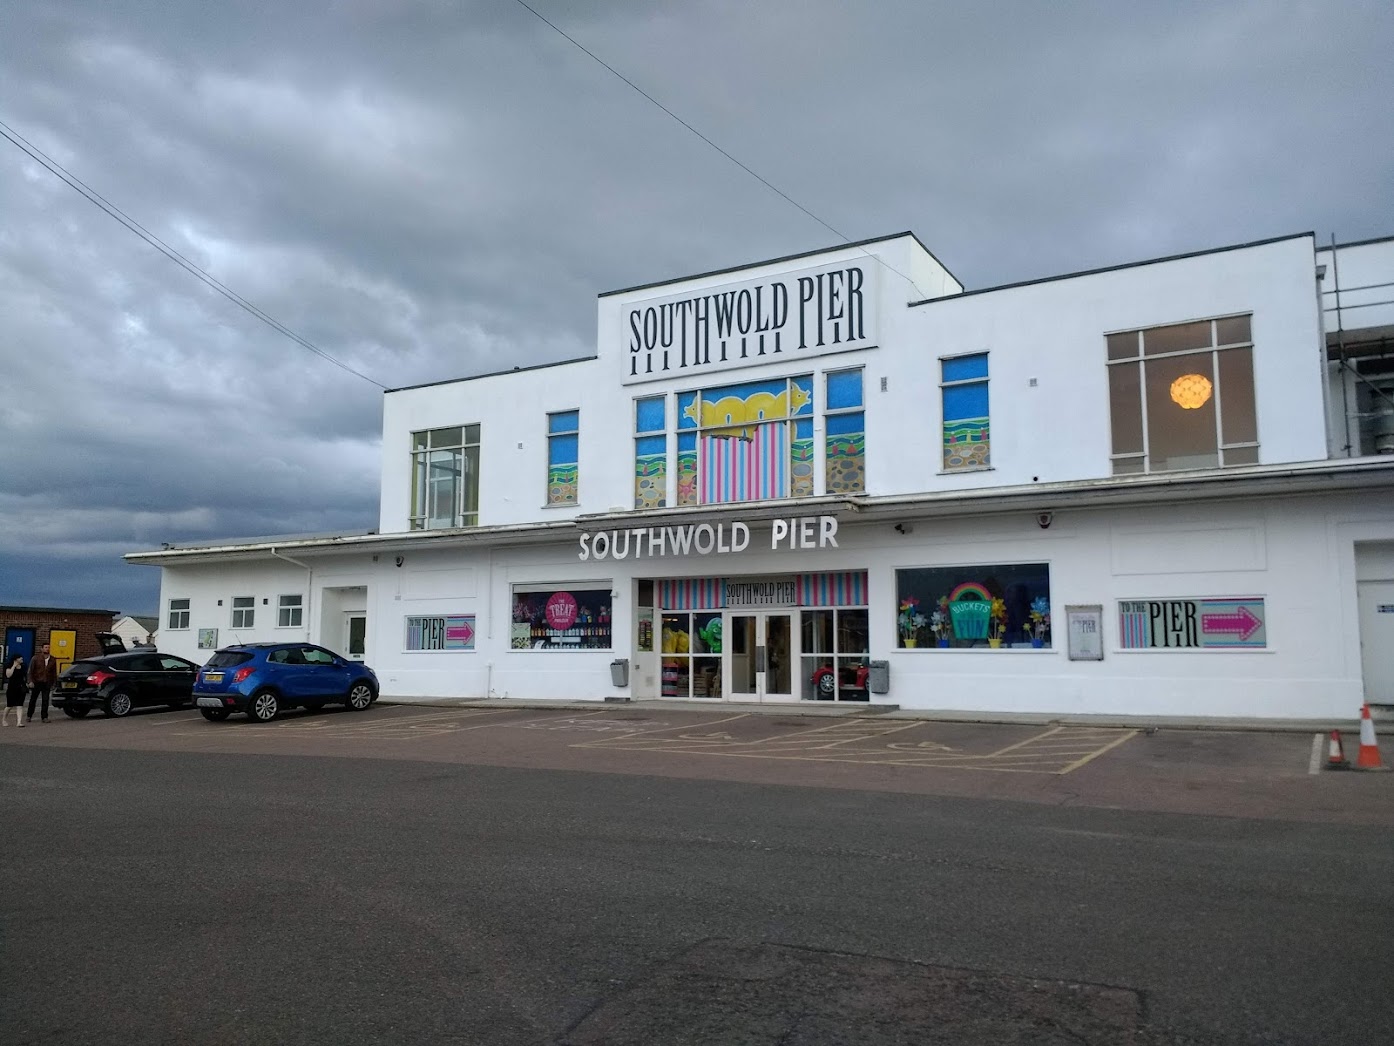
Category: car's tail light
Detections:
[
  {"x1": 231, "y1": 666, "x2": 255, "y2": 683},
  {"x1": 86, "y1": 669, "x2": 114, "y2": 687}
]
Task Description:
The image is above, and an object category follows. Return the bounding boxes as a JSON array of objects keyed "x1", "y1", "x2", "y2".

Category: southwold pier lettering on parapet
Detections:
[
  {"x1": 578, "y1": 516, "x2": 839, "y2": 560},
  {"x1": 622, "y1": 262, "x2": 876, "y2": 384}
]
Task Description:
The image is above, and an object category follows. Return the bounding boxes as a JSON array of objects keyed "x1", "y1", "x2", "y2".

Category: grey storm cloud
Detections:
[{"x1": 1, "y1": 0, "x2": 1391, "y2": 613}]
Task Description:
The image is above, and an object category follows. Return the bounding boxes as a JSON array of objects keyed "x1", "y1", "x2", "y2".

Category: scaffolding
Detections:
[{"x1": 1322, "y1": 234, "x2": 1394, "y2": 456}]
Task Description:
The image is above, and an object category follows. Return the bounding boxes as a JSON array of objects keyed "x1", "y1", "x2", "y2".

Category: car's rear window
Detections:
[
  {"x1": 205, "y1": 651, "x2": 254, "y2": 668},
  {"x1": 65, "y1": 660, "x2": 101, "y2": 676}
]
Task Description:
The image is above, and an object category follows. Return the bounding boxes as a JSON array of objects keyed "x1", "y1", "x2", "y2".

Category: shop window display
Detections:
[
  {"x1": 895, "y1": 565, "x2": 1051, "y2": 649},
  {"x1": 660, "y1": 611, "x2": 723, "y2": 698},
  {"x1": 800, "y1": 608, "x2": 870, "y2": 701},
  {"x1": 511, "y1": 586, "x2": 612, "y2": 650}
]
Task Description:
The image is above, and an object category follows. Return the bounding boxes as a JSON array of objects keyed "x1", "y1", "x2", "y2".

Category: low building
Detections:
[
  {"x1": 110, "y1": 615, "x2": 158, "y2": 649},
  {"x1": 127, "y1": 230, "x2": 1394, "y2": 719},
  {"x1": 2, "y1": 605, "x2": 121, "y2": 672}
]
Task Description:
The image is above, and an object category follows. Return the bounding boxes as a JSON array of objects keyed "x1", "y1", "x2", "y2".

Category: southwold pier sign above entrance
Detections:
[
  {"x1": 578, "y1": 516, "x2": 839, "y2": 560},
  {"x1": 623, "y1": 260, "x2": 879, "y2": 384}
]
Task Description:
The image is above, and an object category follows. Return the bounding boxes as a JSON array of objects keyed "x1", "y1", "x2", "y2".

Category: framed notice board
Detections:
[{"x1": 1065, "y1": 605, "x2": 1104, "y2": 661}]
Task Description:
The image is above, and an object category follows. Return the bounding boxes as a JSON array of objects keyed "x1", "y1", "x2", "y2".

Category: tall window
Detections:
[
  {"x1": 634, "y1": 396, "x2": 666, "y2": 509},
  {"x1": 676, "y1": 375, "x2": 814, "y2": 505},
  {"x1": 1108, "y1": 314, "x2": 1257, "y2": 474},
  {"x1": 546, "y1": 410, "x2": 579, "y2": 506},
  {"x1": 825, "y1": 369, "x2": 865, "y2": 494},
  {"x1": 410, "y1": 425, "x2": 480, "y2": 529},
  {"x1": 167, "y1": 598, "x2": 190, "y2": 630},
  {"x1": 277, "y1": 594, "x2": 303, "y2": 628},
  {"x1": 231, "y1": 596, "x2": 255, "y2": 629},
  {"x1": 942, "y1": 354, "x2": 990, "y2": 470}
]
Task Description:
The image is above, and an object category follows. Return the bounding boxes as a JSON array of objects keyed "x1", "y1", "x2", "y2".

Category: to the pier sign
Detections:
[{"x1": 1118, "y1": 598, "x2": 1266, "y2": 649}]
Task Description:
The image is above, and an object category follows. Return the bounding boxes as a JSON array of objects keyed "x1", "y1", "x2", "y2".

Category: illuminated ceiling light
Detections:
[{"x1": 1170, "y1": 373, "x2": 1212, "y2": 409}]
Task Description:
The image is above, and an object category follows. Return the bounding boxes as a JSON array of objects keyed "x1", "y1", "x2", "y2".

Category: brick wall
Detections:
[{"x1": 0, "y1": 609, "x2": 119, "y2": 661}]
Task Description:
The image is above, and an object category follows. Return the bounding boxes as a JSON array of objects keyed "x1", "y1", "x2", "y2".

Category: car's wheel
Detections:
[
  {"x1": 345, "y1": 682, "x2": 374, "y2": 711},
  {"x1": 247, "y1": 690, "x2": 279, "y2": 723},
  {"x1": 200, "y1": 707, "x2": 231, "y2": 722},
  {"x1": 62, "y1": 706, "x2": 91, "y2": 719},
  {"x1": 104, "y1": 691, "x2": 134, "y2": 718},
  {"x1": 815, "y1": 672, "x2": 836, "y2": 698}
]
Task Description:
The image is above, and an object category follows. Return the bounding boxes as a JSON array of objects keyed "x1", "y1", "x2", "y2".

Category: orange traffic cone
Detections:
[
  {"x1": 1325, "y1": 730, "x2": 1350, "y2": 770},
  {"x1": 1354, "y1": 704, "x2": 1389, "y2": 772}
]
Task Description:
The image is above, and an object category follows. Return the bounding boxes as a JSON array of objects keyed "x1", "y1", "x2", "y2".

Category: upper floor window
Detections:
[
  {"x1": 167, "y1": 598, "x2": 190, "y2": 630},
  {"x1": 410, "y1": 425, "x2": 480, "y2": 529},
  {"x1": 942, "y1": 353, "x2": 990, "y2": 471},
  {"x1": 231, "y1": 596, "x2": 255, "y2": 629},
  {"x1": 277, "y1": 594, "x2": 303, "y2": 628},
  {"x1": 678, "y1": 375, "x2": 815, "y2": 505},
  {"x1": 547, "y1": 410, "x2": 579, "y2": 506},
  {"x1": 825, "y1": 369, "x2": 865, "y2": 494},
  {"x1": 1107, "y1": 315, "x2": 1257, "y2": 475},
  {"x1": 634, "y1": 396, "x2": 667, "y2": 509}
]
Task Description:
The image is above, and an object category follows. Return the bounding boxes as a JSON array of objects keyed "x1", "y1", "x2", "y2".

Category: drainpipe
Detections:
[{"x1": 269, "y1": 546, "x2": 313, "y2": 642}]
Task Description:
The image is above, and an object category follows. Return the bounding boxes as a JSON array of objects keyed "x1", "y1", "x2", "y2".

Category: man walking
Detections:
[{"x1": 27, "y1": 643, "x2": 58, "y2": 724}]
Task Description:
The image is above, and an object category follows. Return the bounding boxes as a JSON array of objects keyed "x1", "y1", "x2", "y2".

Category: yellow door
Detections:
[{"x1": 49, "y1": 629, "x2": 76, "y2": 675}]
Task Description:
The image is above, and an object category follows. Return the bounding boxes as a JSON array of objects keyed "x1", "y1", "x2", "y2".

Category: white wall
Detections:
[
  {"x1": 379, "y1": 234, "x2": 1330, "y2": 537},
  {"x1": 1318, "y1": 237, "x2": 1394, "y2": 334},
  {"x1": 156, "y1": 562, "x2": 314, "y2": 665}
]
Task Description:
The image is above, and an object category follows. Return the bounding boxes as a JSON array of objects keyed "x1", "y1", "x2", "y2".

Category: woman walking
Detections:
[{"x1": 3, "y1": 654, "x2": 26, "y2": 727}]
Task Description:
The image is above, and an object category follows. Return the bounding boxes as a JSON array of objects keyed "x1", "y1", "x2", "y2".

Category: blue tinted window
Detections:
[
  {"x1": 826, "y1": 369, "x2": 863, "y2": 410},
  {"x1": 635, "y1": 397, "x2": 665, "y2": 434},
  {"x1": 943, "y1": 382, "x2": 989, "y2": 423},
  {"x1": 548, "y1": 410, "x2": 579, "y2": 435},
  {"x1": 548, "y1": 433, "x2": 578, "y2": 466},
  {"x1": 942, "y1": 354, "x2": 988, "y2": 383}
]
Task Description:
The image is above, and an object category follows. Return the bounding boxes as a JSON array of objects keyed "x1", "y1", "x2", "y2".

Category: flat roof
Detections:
[
  {"x1": 908, "y1": 231, "x2": 1315, "y2": 308},
  {"x1": 384, "y1": 355, "x2": 596, "y2": 395},
  {"x1": 0, "y1": 605, "x2": 119, "y2": 617}
]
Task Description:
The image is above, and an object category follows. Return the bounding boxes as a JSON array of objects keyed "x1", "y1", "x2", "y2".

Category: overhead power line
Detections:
[
  {"x1": 510, "y1": 0, "x2": 927, "y2": 296},
  {"x1": 0, "y1": 118, "x2": 386, "y2": 389}
]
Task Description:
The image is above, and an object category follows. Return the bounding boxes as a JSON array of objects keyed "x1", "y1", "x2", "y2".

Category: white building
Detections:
[{"x1": 128, "y1": 230, "x2": 1394, "y2": 719}]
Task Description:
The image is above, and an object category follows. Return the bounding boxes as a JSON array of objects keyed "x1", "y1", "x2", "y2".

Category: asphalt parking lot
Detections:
[{"x1": 7, "y1": 702, "x2": 1392, "y2": 825}]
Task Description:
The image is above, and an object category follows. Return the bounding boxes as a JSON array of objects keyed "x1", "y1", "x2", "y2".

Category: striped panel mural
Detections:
[
  {"x1": 796, "y1": 571, "x2": 869, "y2": 607},
  {"x1": 700, "y1": 422, "x2": 786, "y2": 504},
  {"x1": 659, "y1": 578, "x2": 726, "y2": 610}
]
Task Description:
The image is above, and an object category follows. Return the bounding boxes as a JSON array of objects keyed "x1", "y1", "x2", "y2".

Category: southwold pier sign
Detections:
[
  {"x1": 622, "y1": 260, "x2": 879, "y2": 384},
  {"x1": 578, "y1": 516, "x2": 839, "y2": 560}
]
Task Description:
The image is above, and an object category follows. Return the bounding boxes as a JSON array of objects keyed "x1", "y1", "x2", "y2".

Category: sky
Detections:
[{"x1": 2, "y1": 0, "x2": 1391, "y2": 616}]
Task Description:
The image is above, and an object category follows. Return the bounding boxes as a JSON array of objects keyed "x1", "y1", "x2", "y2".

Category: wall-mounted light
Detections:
[{"x1": 1170, "y1": 373, "x2": 1212, "y2": 409}]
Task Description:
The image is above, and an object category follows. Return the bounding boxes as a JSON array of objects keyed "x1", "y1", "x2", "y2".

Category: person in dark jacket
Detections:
[
  {"x1": 3, "y1": 655, "x2": 26, "y2": 727},
  {"x1": 27, "y1": 643, "x2": 57, "y2": 724}
]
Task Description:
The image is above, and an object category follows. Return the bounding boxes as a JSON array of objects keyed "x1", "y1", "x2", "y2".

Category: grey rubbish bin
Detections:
[
  {"x1": 610, "y1": 658, "x2": 630, "y2": 687},
  {"x1": 867, "y1": 660, "x2": 890, "y2": 695}
]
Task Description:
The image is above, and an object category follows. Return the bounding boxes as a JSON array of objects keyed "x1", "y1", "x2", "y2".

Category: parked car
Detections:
[
  {"x1": 193, "y1": 643, "x2": 379, "y2": 722},
  {"x1": 809, "y1": 660, "x2": 870, "y2": 699},
  {"x1": 54, "y1": 651, "x2": 200, "y2": 718}
]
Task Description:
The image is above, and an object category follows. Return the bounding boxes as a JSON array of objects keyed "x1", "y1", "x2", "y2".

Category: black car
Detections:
[{"x1": 54, "y1": 651, "x2": 200, "y2": 718}]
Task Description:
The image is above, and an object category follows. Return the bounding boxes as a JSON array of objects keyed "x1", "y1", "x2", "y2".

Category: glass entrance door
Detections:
[{"x1": 727, "y1": 612, "x2": 795, "y2": 702}]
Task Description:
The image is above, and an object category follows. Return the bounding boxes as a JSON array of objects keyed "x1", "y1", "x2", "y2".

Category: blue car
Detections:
[{"x1": 193, "y1": 643, "x2": 379, "y2": 723}]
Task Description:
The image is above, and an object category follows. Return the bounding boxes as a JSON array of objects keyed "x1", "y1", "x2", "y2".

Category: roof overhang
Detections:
[{"x1": 125, "y1": 458, "x2": 1394, "y2": 567}]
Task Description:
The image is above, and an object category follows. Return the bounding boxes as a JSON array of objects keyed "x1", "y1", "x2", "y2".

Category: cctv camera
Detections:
[
  {"x1": 394, "y1": 555, "x2": 405, "y2": 567},
  {"x1": 1036, "y1": 512, "x2": 1054, "y2": 529},
  {"x1": 894, "y1": 522, "x2": 914, "y2": 535}
]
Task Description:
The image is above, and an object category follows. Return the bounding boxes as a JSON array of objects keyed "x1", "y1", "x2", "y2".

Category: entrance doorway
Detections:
[
  {"x1": 345, "y1": 614, "x2": 367, "y2": 661},
  {"x1": 1358, "y1": 580, "x2": 1394, "y2": 706},
  {"x1": 729, "y1": 612, "x2": 796, "y2": 702}
]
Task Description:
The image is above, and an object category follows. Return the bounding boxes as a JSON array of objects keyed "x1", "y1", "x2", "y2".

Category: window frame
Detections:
[
  {"x1": 230, "y1": 596, "x2": 255, "y2": 630},
  {"x1": 167, "y1": 598, "x2": 191, "y2": 631},
  {"x1": 823, "y1": 367, "x2": 866, "y2": 495},
  {"x1": 545, "y1": 409, "x2": 580, "y2": 507},
  {"x1": 409, "y1": 424, "x2": 481, "y2": 530},
  {"x1": 1106, "y1": 314, "x2": 1258, "y2": 475},
  {"x1": 940, "y1": 351, "x2": 991, "y2": 473},
  {"x1": 634, "y1": 394, "x2": 669, "y2": 509},
  {"x1": 277, "y1": 594, "x2": 303, "y2": 629}
]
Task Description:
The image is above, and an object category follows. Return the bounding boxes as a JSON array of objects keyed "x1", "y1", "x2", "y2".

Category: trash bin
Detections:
[
  {"x1": 867, "y1": 660, "x2": 890, "y2": 694},
  {"x1": 610, "y1": 658, "x2": 630, "y2": 687}
]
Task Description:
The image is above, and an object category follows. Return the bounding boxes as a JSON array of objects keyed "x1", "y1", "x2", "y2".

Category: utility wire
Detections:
[
  {"x1": 0, "y1": 118, "x2": 386, "y2": 389},
  {"x1": 510, "y1": 0, "x2": 929, "y2": 297}
]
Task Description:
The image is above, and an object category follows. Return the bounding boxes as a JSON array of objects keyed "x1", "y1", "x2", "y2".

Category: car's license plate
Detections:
[
  {"x1": 204, "y1": 672, "x2": 223, "y2": 682},
  {"x1": 61, "y1": 681, "x2": 77, "y2": 689}
]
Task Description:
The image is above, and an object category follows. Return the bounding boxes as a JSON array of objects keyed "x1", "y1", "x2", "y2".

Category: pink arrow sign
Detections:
[
  {"x1": 446, "y1": 621, "x2": 475, "y2": 645},
  {"x1": 1201, "y1": 606, "x2": 1262, "y2": 641}
]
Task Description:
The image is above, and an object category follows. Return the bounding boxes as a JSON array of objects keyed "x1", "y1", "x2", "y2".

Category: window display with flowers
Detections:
[{"x1": 894, "y1": 564, "x2": 1052, "y2": 649}]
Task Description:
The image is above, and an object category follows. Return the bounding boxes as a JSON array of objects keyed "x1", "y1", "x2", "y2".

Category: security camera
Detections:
[
  {"x1": 894, "y1": 522, "x2": 914, "y2": 535},
  {"x1": 1036, "y1": 512, "x2": 1054, "y2": 530},
  {"x1": 394, "y1": 555, "x2": 405, "y2": 568}
]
